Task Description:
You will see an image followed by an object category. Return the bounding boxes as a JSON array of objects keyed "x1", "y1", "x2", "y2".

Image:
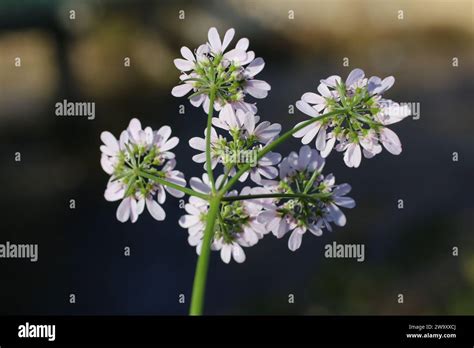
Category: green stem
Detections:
[
  {"x1": 221, "y1": 192, "x2": 330, "y2": 202},
  {"x1": 205, "y1": 88, "x2": 217, "y2": 193},
  {"x1": 138, "y1": 170, "x2": 209, "y2": 200},
  {"x1": 219, "y1": 109, "x2": 341, "y2": 194},
  {"x1": 217, "y1": 165, "x2": 233, "y2": 191},
  {"x1": 189, "y1": 196, "x2": 221, "y2": 315},
  {"x1": 303, "y1": 170, "x2": 320, "y2": 194}
]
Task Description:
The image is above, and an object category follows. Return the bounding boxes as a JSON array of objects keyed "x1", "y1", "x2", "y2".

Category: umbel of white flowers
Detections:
[
  {"x1": 99, "y1": 27, "x2": 411, "y2": 264},
  {"x1": 293, "y1": 68, "x2": 410, "y2": 168}
]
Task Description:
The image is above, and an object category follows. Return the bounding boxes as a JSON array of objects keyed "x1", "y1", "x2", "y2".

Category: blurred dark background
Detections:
[{"x1": 0, "y1": 0, "x2": 473, "y2": 315}]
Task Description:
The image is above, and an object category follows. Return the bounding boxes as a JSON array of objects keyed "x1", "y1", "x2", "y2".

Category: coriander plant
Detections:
[{"x1": 99, "y1": 27, "x2": 410, "y2": 315}]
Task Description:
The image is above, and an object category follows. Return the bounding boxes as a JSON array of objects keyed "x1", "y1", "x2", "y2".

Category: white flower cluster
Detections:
[
  {"x1": 171, "y1": 27, "x2": 270, "y2": 114},
  {"x1": 258, "y1": 146, "x2": 355, "y2": 251},
  {"x1": 189, "y1": 104, "x2": 282, "y2": 185},
  {"x1": 294, "y1": 68, "x2": 411, "y2": 168},
  {"x1": 179, "y1": 175, "x2": 271, "y2": 263},
  {"x1": 100, "y1": 119, "x2": 186, "y2": 223}
]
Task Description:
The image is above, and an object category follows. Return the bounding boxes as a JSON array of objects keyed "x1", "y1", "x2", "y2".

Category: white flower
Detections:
[
  {"x1": 241, "y1": 109, "x2": 281, "y2": 144},
  {"x1": 212, "y1": 104, "x2": 247, "y2": 132},
  {"x1": 100, "y1": 130, "x2": 128, "y2": 175},
  {"x1": 293, "y1": 104, "x2": 324, "y2": 144},
  {"x1": 212, "y1": 238, "x2": 247, "y2": 264},
  {"x1": 189, "y1": 173, "x2": 227, "y2": 195},
  {"x1": 294, "y1": 68, "x2": 411, "y2": 167},
  {"x1": 359, "y1": 129, "x2": 382, "y2": 159},
  {"x1": 157, "y1": 159, "x2": 187, "y2": 199},
  {"x1": 242, "y1": 58, "x2": 271, "y2": 99},
  {"x1": 126, "y1": 118, "x2": 180, "y2": 161},
  {"x1": 179, "y1": 196, "x2": 209, "y2": 255},
  {"x1": 236, "y1": 150, "x2": 281, "y2": 185},
  {"x1": 100, "y1": 118, "x2": 185, "y2": 223},
  {"x1": 206, "y1": 27, "x2": 247, "y2": 62},
  {"x1": 279, "y1": 145, "x2": 325, "y2": 178},
  {"x1": 342, "y1": 142, "x2": 362, "y2": 168},
  {"x1": 188, "y1": 127, "x2": 225, "y2": 169}
]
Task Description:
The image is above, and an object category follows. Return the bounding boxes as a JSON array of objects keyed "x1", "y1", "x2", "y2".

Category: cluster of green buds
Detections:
[
  {"x1": 259, "y1": 145, "x2": 355, "y2": 249},
  {"x1": 328, "y1": 80, "x2": 385, "y2": 141},
  {"x1": 276, "y1": 162, "x2": 332, "y2": 229},
  {"x1": 190, "y1": 53, "x2": 247, "y2": 104},
  {"x1": 115, "y1": 142, "x2": 167, "y2": 197},
  {"x1": 214, "y1": 201, "x2": 250, "y2": 244}
]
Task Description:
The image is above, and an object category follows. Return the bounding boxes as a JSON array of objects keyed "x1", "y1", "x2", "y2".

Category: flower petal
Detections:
[
  {"x1": 301, "y1": 123, "x2": 320, "y2": 144},
  {"x1": 221, "y1": 28, "x2": 235, "y2": 52},
  {"x1": 104, "y1": 181, "x2": 125, "y2": 201},
  {"x1": 173, "y1": 58, "x2": 194, "y2": 71},
  {"x1": 146, "y1": 198, "x2": 166, "y2": 221},
  {"x1": 189, "y1": 136, "x2": 206, "y2": 151},
  {"x1": 343, "y1": 143, "x2": 362, "y2": 168},
  {"x1": 327, "y1": 203, "x2": 347, "y2": 226},
  {"x1": 245, "y1": 57, "x2": 265, "y2": 77},
  {"x1": 321, "y1": 136, "x2": 336, "y2": 158},
  {"x1": 232, "y1": 244, "x2": 246, "y2": 263},
  {"x1": 180, "y1": 46, "x2": 195, "y2": 62},
  {"x1": 116, "y1": 197, "x2": 131, "y2": 222},
  {"x1": 346, "y1": 68, "x2": 365, "y2": 87},
  {"x1": 100, "y1": 131, "x2": 119, "y2": 153},
  {"x1": 235, "y1": 38, "x2": 249, "y2": 51},
  {"x1": 334, "y1": 196, "x2": 356, "y2": 209},
  {"x1": 221, "y1": 244, "x2": 232, "y2": 263},
  {"x1": 302, "y1": 92, "x2": 325, "y2": 105},
  {"x1": 171, "y1": 83, "x2": 193, "y2": 97},
  {"x1": 296, "y1": 100, "x2": 319, "y2": 117},
  {"x1": 288, "y1": 230, "x2": 303, "y2": 251},
  {"x1": 380, "y1": 128, "x2": 402, "y2": 155},
  {"x1": 208, "y1": 27, "x2": 222, "y2": 52}
]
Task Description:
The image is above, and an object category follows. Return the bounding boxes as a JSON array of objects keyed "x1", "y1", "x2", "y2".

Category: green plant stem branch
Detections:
[
  {"x1": 205, "y1": 87, "x2": 217, "y2": 193},
  {"x1": 189, "y1": 196, "x2": 221, "y2": 315},
  {"x1": 303, "y1": 170, "x2": 320, "y2": 193},
  {"x1": 222, "y1": 192, "x2": 330, "y2": 202},
  {"x1": 217, "y1": 165, "x2": 233, "y2": 191},
  {"x1": 219, "y1": 109, "x2": 341, "y2": 194},
  {"x1": 138, "y1": 170, "x2": 209, "y2": 200}
]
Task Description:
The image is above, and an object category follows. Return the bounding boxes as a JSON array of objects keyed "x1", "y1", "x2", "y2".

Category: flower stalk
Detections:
[
  {"x1": 205, "y1": 86, "x2": 217, "y2": 193},
  {"x1": 137, "y1": 170, "x2": 209, "y2": 200},
  {"x1": 189, "y1": 195, "x2": 221, "y2": 315}
]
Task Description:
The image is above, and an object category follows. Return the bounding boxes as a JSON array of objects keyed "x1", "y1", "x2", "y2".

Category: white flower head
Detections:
[
  {"x1": 258, "y1": 145, "x2": 355, "y2": 251},
  {"x1": 179, "y1": 182, "x2": 268, "y2": 264},
  {"x1": 188, "y1": 127, "x2": 227, "y2": 170},
  {"x1": 100, "y1": 118, "x2": 186, "y2": 223},
  {"x1": 171, "y1": 27, "x2": 270, "y2": 114},
  {"x1": 294, "y1": 68, "x2": 411, "y2": 168}
]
